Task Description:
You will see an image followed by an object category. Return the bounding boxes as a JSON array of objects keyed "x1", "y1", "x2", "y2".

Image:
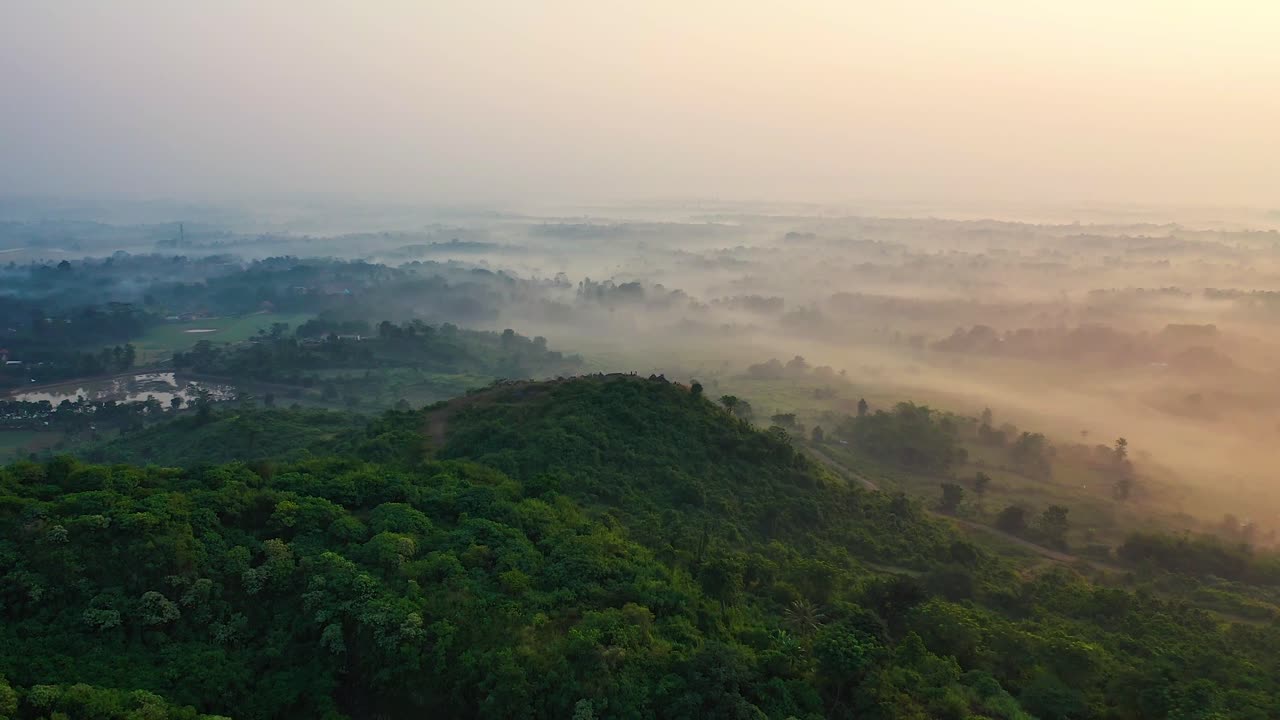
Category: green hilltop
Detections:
[{"x1": 0, "y1": 376, "x2": 1276, "y2": 719}]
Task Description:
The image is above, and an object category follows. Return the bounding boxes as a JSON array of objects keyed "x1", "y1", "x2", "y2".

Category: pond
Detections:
[{"x1": 13, "y1": 372, "x2": 237, "y2": 408}]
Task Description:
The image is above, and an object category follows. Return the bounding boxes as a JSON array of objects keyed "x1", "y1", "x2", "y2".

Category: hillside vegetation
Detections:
[
  {"x1": 81, "y1": 408, "x2": 366, "y2": 467},
  {"x1": 0, "y1": 378, "x2": 1277, "y2": 719}
]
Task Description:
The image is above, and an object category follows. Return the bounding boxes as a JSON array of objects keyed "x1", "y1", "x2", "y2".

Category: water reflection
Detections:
[{"x1": 14, "y1": 372, "x2": 236, "y2": 408}]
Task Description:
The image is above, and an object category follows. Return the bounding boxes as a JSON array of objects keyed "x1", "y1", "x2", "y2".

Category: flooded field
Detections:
[{"x1": 13, "y1": 372, "x2": 236, "y2": 408}]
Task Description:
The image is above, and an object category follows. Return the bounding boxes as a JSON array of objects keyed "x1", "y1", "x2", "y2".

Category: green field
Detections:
[{"x1": 131, "y1": 312, "x2": 314, "y2": 362}]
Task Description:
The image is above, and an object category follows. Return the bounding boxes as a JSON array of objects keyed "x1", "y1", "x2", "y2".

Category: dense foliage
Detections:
[
  {"x1": 0, "y1": 254, "x2": 575, "y2": 391},
  {"x1": 172, "y1": 321, "x2": 582, "y2": 387},
  {"x1": 0, "y1": 296, "x2": 147, "y2": 389},
  {"x1": 81, "y1": 407, "x2": 367, "y2": 467},
  {"x1": 1, "y1": 378, "x2": 1277, "y2": 718},
  {"x1": 833, "y1": 402, "x2": 963, "y2": 472},
  {"x1": 2, "y1": 396, "x2": 169, "y2": 439},
  {"x1": 1118, "y1": 531, "x2": 1280, "y2": 585}
]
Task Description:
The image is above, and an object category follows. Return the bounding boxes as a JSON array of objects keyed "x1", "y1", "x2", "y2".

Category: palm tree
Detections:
[{"x1": 783, "y1": 598, "x2": 827, "y2": 637}]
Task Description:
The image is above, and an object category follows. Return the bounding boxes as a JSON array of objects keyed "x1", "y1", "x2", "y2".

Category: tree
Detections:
[
  {"x1": 939, "y1": 483, "x2": 965, "y2": 514},
  {"x1": 1010, "y1": 432, "x2": 1052, "y2": 480},
  {"x1": 813, "y1": 622, "x2": 879, "y2": 710},
  {"x1": 719, "y1": 395, "x2": 752, "y2": 421},
  {"x1": 1113, "y1": 474, "x2": 1134, "y2": 501},
  {"x1": 572, "y1": 699, "x2": 597, "y2": 720},
  {"x1": 690, "y1": 380, "x2": 703, "y2": 398},
  {"x1": 972, "y1": 472, "x2": 991, "y2": 499},
  {"x1": 747, "y1": 358, "x2": 786, "y2": 379},
  {"x1": 996, "y1": 504, "x2": 1028, "y2": 535},
  {"x1": 194, "y1": 388, "x2": 213, "y2": 424},
  {"x1": 699, "y1": 555, "x2": 744, "y2": 612},
  {"x1": 1020, "y1": 671, "x2": 1088, "y2": 720},
  {"x1": 1039, "y1": 505, "x2": 1071, "y2": 549},
  {"x1": 169, "y1": 396, "x2": 183, "y2": 411},
  {"x1": 0, "y1": 676, "x2": 15, "y2": 718},
  {"x1": 978, "y1": 422, "x2": 1007, "y2": 446},
  {"x1": 137, "y1": 591, "x2": 180, "y2": 625},
  {"x1": 857, "y1": 398, "x2": 869, "y2": 417},
  {"x1": 839, "y1": 402, "x2": 957, "y2": 471},
  {"x1": 770, "y1": 412, "x2": 797, "y2": 428},
  {"x1": 1111, "y1": 437, "x2": 1135, "y2": 501},
  {"x1": 783, "y1": 598, "x2": 827, "y2": 638}
]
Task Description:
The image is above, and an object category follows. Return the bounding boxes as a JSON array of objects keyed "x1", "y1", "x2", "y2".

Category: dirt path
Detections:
[
  {"x1": 808, "y1": 445, "x2": 880, "y2": 491},
  {"x1": 942, "y1": 515, "x2": 1078, "y2": 563}
]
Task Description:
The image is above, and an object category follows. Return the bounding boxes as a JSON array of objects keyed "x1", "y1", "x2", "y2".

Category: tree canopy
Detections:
[{"x1": 1, "y1": 377, "x2": 1277, "y2": 719}]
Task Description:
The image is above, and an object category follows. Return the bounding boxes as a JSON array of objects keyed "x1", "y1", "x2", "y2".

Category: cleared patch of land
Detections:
[{"x1": 130, "y1": 312, "x2": 314, "y2": 362}]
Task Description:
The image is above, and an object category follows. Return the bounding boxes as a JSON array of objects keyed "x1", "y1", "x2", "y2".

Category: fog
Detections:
[
  {"x1": 6, "y1": 202, "x2": 1280, "y2": 529},
  {"x1": 3, "y1": 4, "x2": 1280, "y2": 533},
  {"x1": 3, "y1": 1, "x2": 1279, "y2": 208}
]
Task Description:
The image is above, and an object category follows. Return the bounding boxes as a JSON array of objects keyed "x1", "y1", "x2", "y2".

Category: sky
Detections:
[{"x1": 1, "y1": 1, "x2": 1277, "y2": 209}]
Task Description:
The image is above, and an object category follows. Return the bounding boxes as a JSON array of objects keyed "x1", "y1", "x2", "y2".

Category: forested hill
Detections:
[
  {"x1": 1, "y1": 377, "x2": 1277, "y2": 719},
  {"x1": 433, "y1": 376, "x2": 956, "y2": 567}
]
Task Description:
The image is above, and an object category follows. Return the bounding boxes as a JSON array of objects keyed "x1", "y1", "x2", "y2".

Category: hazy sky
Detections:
[{"x1": 2, "y1": 1, "x2": 1277, "y2": 208}]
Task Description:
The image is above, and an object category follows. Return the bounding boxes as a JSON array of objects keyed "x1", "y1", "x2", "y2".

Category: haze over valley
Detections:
[{"x1": 3, "y1": 2, "x2": 1280, "y2": 719}]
